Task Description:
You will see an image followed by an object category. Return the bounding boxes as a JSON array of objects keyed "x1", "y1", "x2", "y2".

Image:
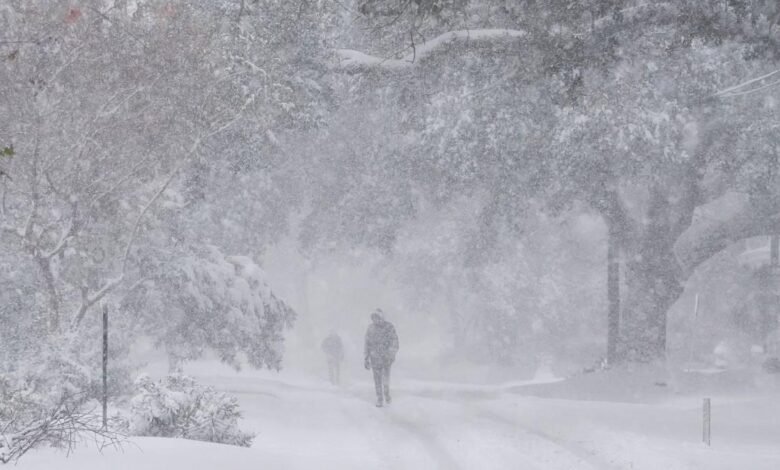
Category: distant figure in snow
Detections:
[
  {"x1": 364, "y1": 309, "x2": 399, "y2": 407},
  {"x1": 321, "y1": 331, "x2": 344, "y2": 385}
]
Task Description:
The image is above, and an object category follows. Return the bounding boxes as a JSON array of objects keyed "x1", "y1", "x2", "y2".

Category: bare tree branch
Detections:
[
  {"x1": 713, "y1": 68, "x2": 780, "y2": 98},
  {"x1": 71, "y1": 91, "x2": 256, "y2": 330},
  {"x1": 0, "y1": 392, "x2": 124, "y2": 464},
  {"x1": 675, "y1": 193, "x2": 780, "y2": 275},
  {"x1": 336, "y1": 29, "x2": 526, "y2": 71}
]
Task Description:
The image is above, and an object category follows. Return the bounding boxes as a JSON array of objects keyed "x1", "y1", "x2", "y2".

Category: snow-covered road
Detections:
[
  {"x1": 220, "y1": 373, "x2": 616, "y2": 470},
  {"x1": 206, "y1": 369, "x2": 780, "y2": 470},
  {"x1": 14, "y1": 367, "x2": 780, "y2": 470}
]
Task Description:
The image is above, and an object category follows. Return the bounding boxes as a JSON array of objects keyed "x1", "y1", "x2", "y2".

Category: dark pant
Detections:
[
  {"x1": 327, "y1": 359, "x2": 340, "y2": 385},
  {"x1": 371, "y1": 362, "x2": 392, "y2": 403}
]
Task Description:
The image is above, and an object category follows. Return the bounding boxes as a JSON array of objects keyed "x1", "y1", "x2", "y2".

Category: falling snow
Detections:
[{"x1": 1, "y1": 1, "x2": 780, "y2": 469}]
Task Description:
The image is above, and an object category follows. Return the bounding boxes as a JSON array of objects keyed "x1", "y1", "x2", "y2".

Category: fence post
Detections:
[
  {"x1": 102, "y1": 303, "x2": 109, "y2": 429},
  {"x1": 702, "y1": 397, "x2": 711, "y2": 446}
]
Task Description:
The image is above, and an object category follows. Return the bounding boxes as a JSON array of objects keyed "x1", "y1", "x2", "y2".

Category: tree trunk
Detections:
[
  {"x1": 167, "y1": 350, "x2": 183, "y2": 374},
  {"x1": 36, "y1": 256, "x2": 60, "y2": 334},
  {"x1": 620, "y1": 197, "x2": 780, "y2": 362},
  {"x1": 620, "y1": 239, "x2": 683, "y2": 362},
  {"x1": 617, "y1": 185, "x2": 688, "y2": 362},
  {"x1": 606, "y1": 223, "x2": 621, "y2": 365}
]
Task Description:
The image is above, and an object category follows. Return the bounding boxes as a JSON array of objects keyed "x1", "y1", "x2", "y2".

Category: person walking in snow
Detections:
[
  {"x1": 321, "y1": 331, "x2": 344, "y2": 385},
  {"x1": 364, "y1": 309, "x2": 399, "y2": 407}
]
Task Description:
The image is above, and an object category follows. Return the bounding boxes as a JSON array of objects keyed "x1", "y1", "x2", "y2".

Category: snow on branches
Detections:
[
  {"x1": 126, "y1": 246, "x2": 296, "y2": 371},
  {"x1": 336, "y1": 29, "x2": 526, "y2": 71},
  {"x1": 129, "y1": 375, "x2": 253, "y2": 447},
  {"x1": 0, "y1": 374, "x2": 122, "y2": 464}
]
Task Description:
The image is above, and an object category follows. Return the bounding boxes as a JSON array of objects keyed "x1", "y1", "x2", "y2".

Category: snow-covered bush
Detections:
[
  {"x1": 0, "y1": 319, "x2": 132, "y2": 464},
  {"x1": 123, "y1": 245, "x2": 296, "y2": 371},
  {"x1": 129, "y1": 375, "x2": 254, "y2": 447},
  {"x1": 1, "y1": 326, "x2": 136, "y2": 408},
  {"x1": 0, "y1": 374, "x2": 122, "y2": 464}
]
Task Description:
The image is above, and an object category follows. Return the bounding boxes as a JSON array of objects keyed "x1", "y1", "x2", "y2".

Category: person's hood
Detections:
[{"x1": 371, "y1": 309, "x2": 385, "y2": 322}]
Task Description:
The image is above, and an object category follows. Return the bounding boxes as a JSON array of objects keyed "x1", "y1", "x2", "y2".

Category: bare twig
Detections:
[
  {"x1": 71, "y1": 277, "x2": 123, "y2": 329},
  {"x1": 65, "y1": 75, "x2": 257, "y2": 331},
  {"x1": 86, "y1": 156, "x2": 154, "y2": 206},
  {"x1": 0, "y1": 392, "x2": 124, "y2": 464},
  {"x1": 713, "y1": 68, "x2": 780, "y2": 98},
  {"x1": 336, "y1": 28, "x2": 526, "y2": 71}
]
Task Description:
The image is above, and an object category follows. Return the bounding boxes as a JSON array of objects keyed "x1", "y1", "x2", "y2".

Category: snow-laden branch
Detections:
[
  {"x1": 71, "y1": 276, "x2": 124, "y2": 328},
  {"x1": 42, "y1": 217, "x2": 75, "y2": 260},
  {"x1": 0, "y1": 391, "x2": 123, "y2": 464},
  {"x1": 207, "y1": 93, "x2": 256, "y2": 138},
  {"x1": 122, "y1": 176, "x2": 175, "y2": 269},
  {"x1": 336, "y1": 29, "x2": 526, "y2": 71},
  {"x1": 23, "y1": 139, "x2": 41, "y2": 241},
  {"x1": 68, "y1": 89, "x2": 258, "y2": 330},
  {"x1": 121, "y1": 92, "x2": 256, "y2": 276},
  {"x1": 38, "y1": 172, "x2": 79, "y2": 260},
  {"x1": 87, "y1": 157, "x2": 152, "y2": 206},
  {"x1": 675, "y1": 193, "x2": 780, "y2": 275},
  {"x1": 713, "y1": 68, "x2": 780, "y2": 98},
  {"x1": 70, "y1": 141, "x2": 201, "y2": 330}
]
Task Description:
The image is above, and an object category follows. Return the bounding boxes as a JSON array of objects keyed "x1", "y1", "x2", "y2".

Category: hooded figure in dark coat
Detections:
[{"x1": 364, "y1": 309, "x2": 399, "y2": 407}]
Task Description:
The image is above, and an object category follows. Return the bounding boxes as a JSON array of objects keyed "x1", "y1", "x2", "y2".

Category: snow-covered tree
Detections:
[
  {"x1": 123, "y1": 245, "x2": 295, "y2": 371},
  {"x1": 0, "y1": 0, "x2": 337, "y2": 368},
  {"x1": 1, "y1": 6, "x2": 331, "y2": 457},
  {"x1": 388, "y1": 197, "x2": 606, "y2": 366},
  {"x1": 326, "y1": 0, "x2": 780, "y2": 362}
]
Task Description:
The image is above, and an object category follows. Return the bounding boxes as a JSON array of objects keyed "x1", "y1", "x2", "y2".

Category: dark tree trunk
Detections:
[
  {"x1": 622, "y1": 197, "x2": 780, "y2": 362},
  {"x1": 606, "y1": 223, "x2": 621, "y2": 365},
  {"x1": 616, "y1": 186, "x2": 687, "y2": 362},
  {"x1": 621, "y1": 215, "x2": 684, "y2": 362},
  {"x1": 621, "y1": 263, "x2": 682, "y2": 361},
  {"x1": 591, "y1": 159, "x2": 780, "y2": 362}
]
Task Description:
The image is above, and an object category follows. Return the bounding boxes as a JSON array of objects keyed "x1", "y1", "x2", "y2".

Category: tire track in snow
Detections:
[
  {"x1": 212, "y1": 375, "x2": 617, "y2": 469},
  {"x1": 348, "y1": 388, "x2": 550, "y2": 470},
  {"x1": 206, "y1": 375, "x2": 463, "y2": 468},
  {"x1": 383, "y1": 410, "x2": 467, "y2": 470},
  {"x1": 340, "y1": 389, "x2": 466, "y2": 470},
  {"x1": 326, "y1": 394, "x2": 407, "y2": 470},
  {"x1": 401, "y1": 387, "x2": 622, "y2": 470},
  {"x1": 394, "y1": 395, "x2": 589, "y2": 470},
  {"x1": 479, "y1": 408, "x2": 625, "y2": 470}
]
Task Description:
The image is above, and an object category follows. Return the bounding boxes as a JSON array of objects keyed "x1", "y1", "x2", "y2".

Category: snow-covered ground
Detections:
[{"x1": 15, "y1": 361, "x2": 780, "y2": 470}]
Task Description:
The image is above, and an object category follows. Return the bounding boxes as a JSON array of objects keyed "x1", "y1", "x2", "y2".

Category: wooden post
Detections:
[
  {"x1": 702, "y1": 397, "x2": 711, "y2": 446},
  {"x1": 102, "y1": 303, "x2": 108, "y2": 429}
]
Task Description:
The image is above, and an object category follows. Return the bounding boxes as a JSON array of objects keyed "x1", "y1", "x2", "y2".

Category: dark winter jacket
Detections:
[
  {"x1": 321, "y1": 333, "x2": 344, "y2": 361},
  {"x1": 364, "y1": 319, "x2": 399, "y2": 367}
]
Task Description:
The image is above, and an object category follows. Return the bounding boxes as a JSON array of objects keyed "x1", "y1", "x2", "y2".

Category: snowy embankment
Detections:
[{"x1": 15, "y1": 363, "x2": 780, "y2": 470}]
